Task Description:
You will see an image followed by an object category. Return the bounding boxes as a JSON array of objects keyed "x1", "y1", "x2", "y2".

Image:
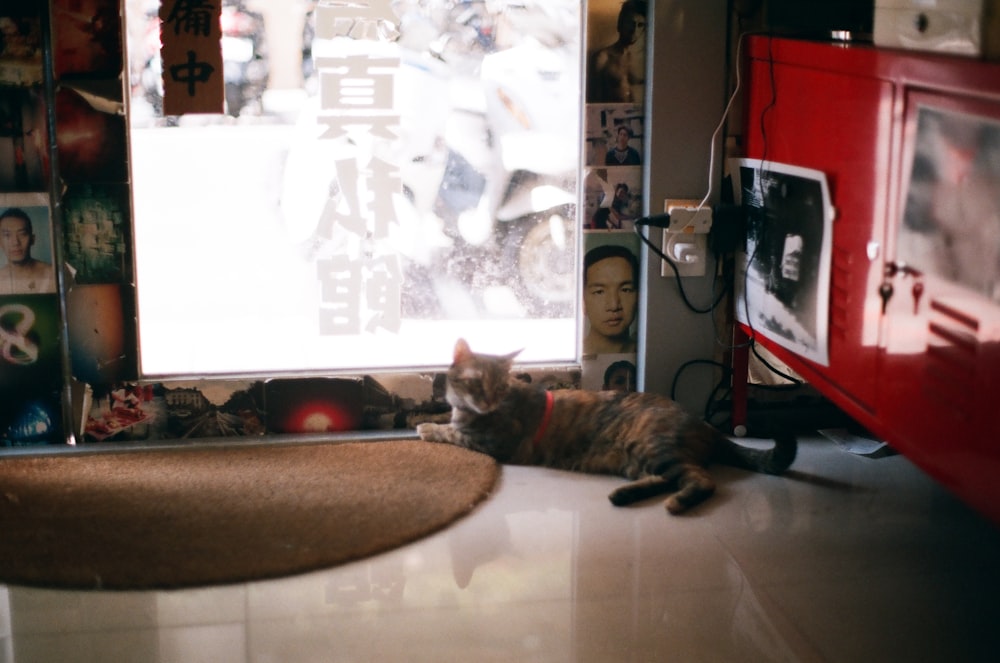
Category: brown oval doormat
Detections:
[{"x1": 0, "y1": 439, "x2": 499, "y2": 590}]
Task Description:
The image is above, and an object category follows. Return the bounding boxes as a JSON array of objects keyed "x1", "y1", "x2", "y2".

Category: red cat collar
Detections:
[{"x1": 533, "y1": 390, "x2": 554, "y2": 448}]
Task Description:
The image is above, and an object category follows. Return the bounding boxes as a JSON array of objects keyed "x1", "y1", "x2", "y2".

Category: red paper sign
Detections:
[{"x1": 158, "y1": 0, "x2": 224, "y2": 115}]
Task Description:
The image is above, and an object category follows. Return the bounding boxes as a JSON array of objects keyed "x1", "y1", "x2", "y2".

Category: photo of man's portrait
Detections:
[
  {"x1": 583, "y1": 234, "x2": 641, "y2": 356},
  {"x1": 0, "y1": 200, "x2": 55, "y2": 296},
  {"x1": 586, "y1": 0, "x2": 647, "y2": 104}
]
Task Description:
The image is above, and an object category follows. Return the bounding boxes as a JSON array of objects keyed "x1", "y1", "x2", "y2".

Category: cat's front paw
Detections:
[{"x1": 416, "y1": 422, "x2": 444, "y2": 441}]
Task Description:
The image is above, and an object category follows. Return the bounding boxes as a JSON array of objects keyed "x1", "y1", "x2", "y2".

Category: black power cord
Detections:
[{"x1": 633, "y1": 213, "x2": 729, "y2": 314}]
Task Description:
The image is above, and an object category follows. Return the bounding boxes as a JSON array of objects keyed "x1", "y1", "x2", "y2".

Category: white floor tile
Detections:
[{"x1": 4, "y1": 435, "x2": 1000, "y2": 662}]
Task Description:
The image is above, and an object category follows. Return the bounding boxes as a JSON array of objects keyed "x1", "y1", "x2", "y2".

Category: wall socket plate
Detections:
[
  {"x1": 661, "y1": 198, "x2": 709, "y2": 277},
  {"x1": 665, "y1": 198, "x2": 713, "y2": 234}
]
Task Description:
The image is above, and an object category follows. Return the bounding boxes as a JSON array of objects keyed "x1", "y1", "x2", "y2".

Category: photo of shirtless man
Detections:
[{"x1": 587, "y1": 0, "x2": 647, "y2": 104}]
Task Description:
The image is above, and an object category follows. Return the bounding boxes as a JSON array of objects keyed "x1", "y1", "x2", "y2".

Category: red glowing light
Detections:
[{"x1": 285, "y1": 400, "x2": 359, "y2": 433}]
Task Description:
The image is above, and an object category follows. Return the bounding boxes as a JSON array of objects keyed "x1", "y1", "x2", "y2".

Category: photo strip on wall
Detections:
[
  {"x1": 582, "y1": 0, "x2": 647, "y2": 392},
  {"x1": 0, "y1": 196, "x2": 63, "y2": 445},
  {"x1": 0, "y1": 2, "x2": 63, "y2": 446},
  {"x1": 1, "y1": 0, "x2": 137, "y2": 446}
]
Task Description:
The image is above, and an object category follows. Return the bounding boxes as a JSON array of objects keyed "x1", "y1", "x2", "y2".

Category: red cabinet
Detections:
[{"x1": 737, "y1": 36, "x2": 1000, "y2": 525}]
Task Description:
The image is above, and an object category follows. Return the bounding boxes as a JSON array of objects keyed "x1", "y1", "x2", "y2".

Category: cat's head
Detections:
[{"x1": 446, "y1": 339, "x2": 521, "y2": 414}]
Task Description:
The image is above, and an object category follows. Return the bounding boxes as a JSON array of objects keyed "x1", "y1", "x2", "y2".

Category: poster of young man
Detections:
[
  {"x1": 585, "y1": 0, "x2": 647, "y2": 105},
  {"x1": 582, "y1": 232, "x2": 641, "y2": 357},
  {"x1": 0, "y1": 195, "x2": 55, "y2": 296}
]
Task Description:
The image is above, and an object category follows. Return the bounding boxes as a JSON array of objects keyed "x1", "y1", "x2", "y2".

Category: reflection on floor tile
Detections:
[{"x1": 4, "y1": 436, "x2": 1000, "y2": 662}]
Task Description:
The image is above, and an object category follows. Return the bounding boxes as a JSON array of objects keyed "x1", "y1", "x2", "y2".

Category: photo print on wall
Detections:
[
  {"x1": 581, "y1": 0, "x2": 647, "y2": 390},
  {"x1": 732, "y1": 158, "x2": 833, "y2": 366}
]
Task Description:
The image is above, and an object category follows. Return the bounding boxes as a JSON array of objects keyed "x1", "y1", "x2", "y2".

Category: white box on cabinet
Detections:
[{"x1": 874, "y1": 0, "x2": 1000, "y2": 59}]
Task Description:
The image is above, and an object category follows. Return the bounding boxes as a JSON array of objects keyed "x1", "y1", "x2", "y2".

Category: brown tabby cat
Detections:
[{"x1": 417, "y1": 339, "x2": 797, "y2": 514}]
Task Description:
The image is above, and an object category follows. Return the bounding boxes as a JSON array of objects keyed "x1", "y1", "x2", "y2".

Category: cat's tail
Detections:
[{"x1": 714, "y1": 431, "x2": 797, "y2": 475}]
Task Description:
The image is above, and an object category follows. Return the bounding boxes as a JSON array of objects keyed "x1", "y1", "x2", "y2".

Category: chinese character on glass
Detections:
[{"x1": 159, "y1": 0, "x2": 223, "y2": 114}]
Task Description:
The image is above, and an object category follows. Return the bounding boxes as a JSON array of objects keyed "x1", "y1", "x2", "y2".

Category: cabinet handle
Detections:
[{"x1": 884, "y1": 261, "x2": 922, "y2": 279}]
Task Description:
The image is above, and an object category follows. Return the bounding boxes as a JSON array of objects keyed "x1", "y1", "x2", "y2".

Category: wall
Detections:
[{"x1": 640, "y1": 0, "x2": 729, "y2": 415}]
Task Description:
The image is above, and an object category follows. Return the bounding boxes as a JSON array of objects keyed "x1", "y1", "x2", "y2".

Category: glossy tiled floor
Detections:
[{"x1": 3, "y1": 435, "x2": 1000, "y2": 662}]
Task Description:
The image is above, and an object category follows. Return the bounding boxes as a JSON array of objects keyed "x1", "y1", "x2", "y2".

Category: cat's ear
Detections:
[
  {"x1": 503, "y1": 348, "x2": 523, "y2": 362},
  {"x1": 454, "y1": 338, "x2": 473, "y2": 362}
]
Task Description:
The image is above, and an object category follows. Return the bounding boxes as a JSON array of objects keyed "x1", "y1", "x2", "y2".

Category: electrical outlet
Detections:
[
  {"x1": 664, "y1": 198, "x2": 713, "y2": 234},
  {"x1": 668, "y1": 207, "x2": 713, "y2": 234},
  {"x1": 661, "y1": 230, "x2": 707, "y2": 277},
  {"x1": 661, "y1": 198, "x2": 710, "y2": 277}
]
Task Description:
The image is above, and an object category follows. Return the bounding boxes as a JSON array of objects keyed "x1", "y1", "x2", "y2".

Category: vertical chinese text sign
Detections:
[{"x1": 159, "y1": 0, "x2": 224, "y2": 115}]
